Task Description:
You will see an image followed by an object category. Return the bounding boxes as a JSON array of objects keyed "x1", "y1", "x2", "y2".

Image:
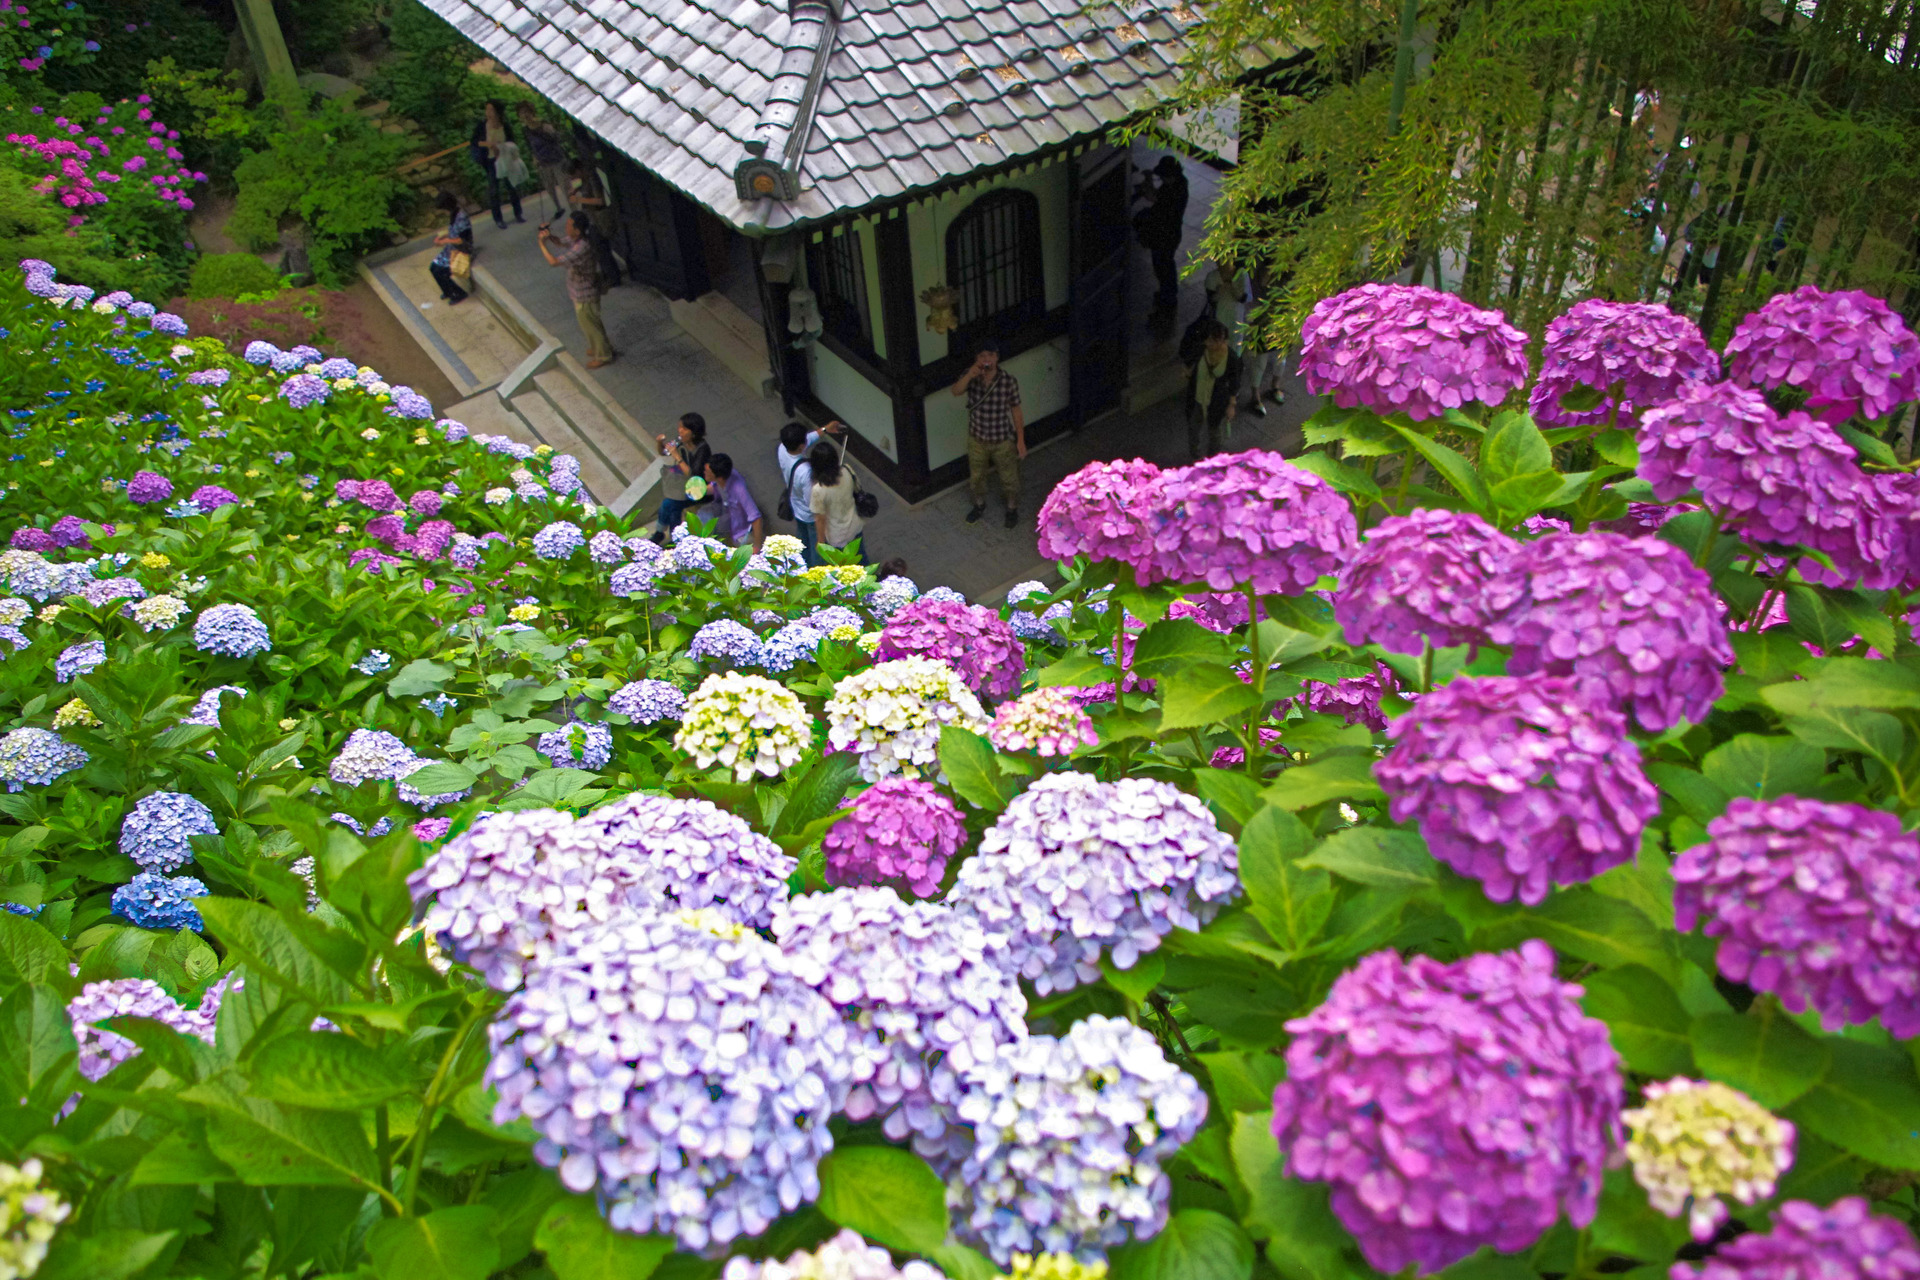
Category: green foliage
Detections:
[
  {"x1": 368, "y1": 0, "x2": 486, "y2": 148},
  {"x1": 0, "y1": 163, "x2": 179, "y2": 298},
  {"x1": 186, "y1": 253, "x2": 285, "y2": 301},
  {"x1": 138, "y1": 58, "x2": 251, "y2": 181},
  {"x1": 229, "y1": 89, "x2": 414, "y2": 288}
]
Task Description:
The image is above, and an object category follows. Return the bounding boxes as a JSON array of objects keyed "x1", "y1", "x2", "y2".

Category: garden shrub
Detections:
[{"x1": 185, "y1": 251, "x2": 282, "y2": 300}]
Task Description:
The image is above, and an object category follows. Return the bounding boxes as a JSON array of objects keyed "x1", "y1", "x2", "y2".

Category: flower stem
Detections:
[{"x1": 1245, "y1": 582, "x2": 1265, "y2": 779}]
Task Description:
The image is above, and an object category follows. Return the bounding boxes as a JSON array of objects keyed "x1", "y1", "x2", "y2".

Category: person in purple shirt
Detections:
[{"x1": 704, "y1": 453, "x2": 764, "y2": 552}]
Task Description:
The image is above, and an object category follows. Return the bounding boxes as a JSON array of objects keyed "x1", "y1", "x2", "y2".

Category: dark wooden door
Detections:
[
  {"x1": 1069, "y1": 143, "x2": 1131, "y2": 427},
  {"x1": 602, "y1": 151, "x2": 710, "y2": 300}
]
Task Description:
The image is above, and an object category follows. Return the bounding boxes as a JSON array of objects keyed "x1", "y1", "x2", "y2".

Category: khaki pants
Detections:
[
  {"x1": 967, "y1": 435, "x2": 1019, "y2": 508},
  {"x1": 573, "y1": 296, "x2": 613, "y2": 362}
]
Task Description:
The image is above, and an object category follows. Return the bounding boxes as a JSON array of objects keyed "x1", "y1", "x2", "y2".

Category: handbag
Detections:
[
  {"x1": 448, "y1": 249, "x2": 473, "y2": 283},
  {"x1": 497, "y1": 140, "x2": 531, "y2": 189},
  {"x1": 776, "y1": 456, "x2": 798, "y2": 523},
  {"x1": 852, "y1": 469, "x2": 878, "y2": 520}
]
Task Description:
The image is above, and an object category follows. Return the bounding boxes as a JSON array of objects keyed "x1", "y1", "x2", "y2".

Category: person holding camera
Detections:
[
  {"x1": 949, "y1": 338, "x2": 1025, "y2": 529},
  {"x1": 536, "y1": 212, "x2": 614, "y2": 368},
  {"x1": 650, "y1": 413, "x2": 712, "y2": 543}
]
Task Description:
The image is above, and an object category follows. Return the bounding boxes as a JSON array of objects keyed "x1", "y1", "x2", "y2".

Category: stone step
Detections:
[
  {"x1": 533, "y1": 367, "x2": 653, "y2": 474},
  {"x1": 509, "y1": 389, "x2": 626, "y2": 505},
  {"x1": 667, "y1": 291, "x2": 774, "y2": 399},
  {"x1": 1124, "y1": 350, "x2": 1187, "y2": 415}
]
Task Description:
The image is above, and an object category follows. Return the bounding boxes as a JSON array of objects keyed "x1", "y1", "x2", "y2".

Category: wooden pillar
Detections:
[
  {"x1": 874, "y1": 211, "x2": 928, "y2": 483},
  {"x1": 233, "y1": 0, "x2": 299, "y2": 101}
]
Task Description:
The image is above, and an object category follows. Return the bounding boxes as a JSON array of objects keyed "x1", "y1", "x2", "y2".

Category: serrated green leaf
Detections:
[
  {"x1": 0, "y1": 911, "x2": 65, "y2": 993},
  {"x1": 1389, "y1": 424, "x2": 1491, "y2": 515},
  {"x1": 183, "y1": 1072, "x2": 383, "y2": 1189},
  {"x1": 1262, "y1": 756, "x2": 1383, "y2": 811},
  {"x1": 1288, "y1": 450, "x2": 1385, "y2": 501},
  {"x1": 816, "y1": 1145, "x2": 949, "y2": 1253},
  {"x1": 1690, "y1": 1005, "x2": 1830, "y2": 1109},
  {"x1": 369, "y1": 1206, "x2": 502, "y2": 1280},
  {"x1": 1783, "y1": 1038, "x2": 1920, "y2": 1171},
  {"x1": 1699, "y1": 734, "x2": 1825, "y2": 801},
  {"x1": 515, "y1": 767, "x2": 598, "y2": 804},
  {"x1": 1473, "y1": 888, "x2": 1675, "y2": 977},
  {"x1": 36, "y1": 1229, "x2": 176, "y2": 1280},
  {"x1": 1231, "y1": 1111, "x2": 1371, "y2": 1280},
  {"x1": 387, "y1": 659, "x2": 458, "y2": 698},
  {"x1": 1158, "y1": 666, "x2": 1265, "y2": 733},
  {"x1": 1237, "y1": 806, "x2": 1331, "y2": 951},
  {"x1": 937, "y1": 725, "x2": 1011, "y2": 812},
  {"x1": 400, "y1": 761, "x2": 480, "y2": 796},
  {"x1": 1101, "y1": 951, "x2": 1166, "y2": 1003},
  {"x1": 129, "y1": 1130, "x2": 238, "y2": 1185},
  {"x1": 1763, "y1": 657, "x2": 1920, "y2": 711},
  {"x1": 1112, "y1": 1208, "x2": 1254, "y2": 1280},
  {"x1": 1191, "y1": 768, "x2": 1267, "y2": 831},
  {"x1": 1133, "y1": 618, "x2": 1233, "y2": 673},
  {"x1": 197, "y1": 899, "x2": 356, "y2": 1008},
  {"x1": 532, "y1": 1197, "x2": 671, "y2": 1280},
  {"x1": 1035, "y1": 652, "x2": 1115, "y2": 689},
  {"x1": 1579, "y1": 965, "x2": 1695, "y2": 1076},
  {"x1": 771, "y1": 752, "x2": 861, "y2": 837},
  {"x1": 246, "y1": 1031, "x2": 415, "y2": 1109},
  {"x1": 1299, "y1": 827, "x2": 1437, "y2": 886}
]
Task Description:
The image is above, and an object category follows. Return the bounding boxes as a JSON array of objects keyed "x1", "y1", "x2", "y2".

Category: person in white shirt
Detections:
[{"x1": 776, "y1": 420, "x2": 821, "y2": 560}]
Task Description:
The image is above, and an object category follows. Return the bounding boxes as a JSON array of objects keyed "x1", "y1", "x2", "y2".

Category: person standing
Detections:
[
  {"x1": 1132, "y1": 154, "x2": 1190, "y2": 321},
  {"x1": 704, "y1": 454, "x2": 765, "y2": 552},
  {"x1": 1239, "y1": 264, "x2": 1286, "y2": 418},
  {"x1": 537, "y1": 212, "x2": 614, "y2": 369},
  {"x1": 567, "y1": 160, "x2": 623, "y2": 288},
  {"x1": 950, "y1": 339, "x2": 1025, "y2": 529},
  {"x1": 516, "y1": 102, "x2": 570, "y2": 221},
  {"x1": 806, "y1": 436, "x2": 866, "y2": 562},
  {"x1": 1184, "y1": 320, "x2": 1240, "y2": 459},
  {"x1": 427, "y1": 193, "x2": 471, "y2": 306},
  {"x1": 776, "y1": 420, "x2": 821, "y2": 561},
  {"x1": 468, "y1": 99, "x2": 524, "y2": 230},
  {"x1": 651, "y1": 413, "x2": 712, "y2": 541}
]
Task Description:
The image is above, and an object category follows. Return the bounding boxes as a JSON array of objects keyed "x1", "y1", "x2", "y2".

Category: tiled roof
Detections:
[{"x1": 419, "y1": 0, "x2": 1291, "y2": 232}]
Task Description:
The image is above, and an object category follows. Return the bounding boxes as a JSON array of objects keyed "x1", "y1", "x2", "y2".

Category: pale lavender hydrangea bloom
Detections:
[
  {"x1": 328, "y1": 728, "x2": 416, "y2": 786},
  {"x1": 67, "y1": 974, "x2": 232, "y2": 1081},
  {"x1": 530, "y1": 521, "x2": 584, "y2": 559},
  {"x1": 1672, "y1": 1197, "x2": 1920, "y2": 1280},
  {"x1": 242, "y1": 340, "x2": 277, "y2": 365},
  {"x1": 485, "y1": 909, "x2": 856, "y2": 1250},
  {"x1": 0, "y1": 727, "x2": 87, "y2": 790},
  {"x1": 535, "y1": 721, "x2": 612, "y2": 770},
  {"x1": 1335, "y1": 509, "x2": 1516, "y2": 654},
  {"x1": 607, "y1": 679, "x2": 685, "y2": 724},
  {"x1": 1300, "y1": 283, "x2": 1530, "y2": 420},
  {"x1": 1673, "y1": 796, "x2": 1920, "y2": 1037},
  {"x1": 1035, "y1": 457, "x2": 1164, "y2": 571},
  {"x1": 1484, "y1": 530, "x2": 1732, "y2": 732},
  {"x1": 81, "y1": 576, "x2": 145, "y2": 608},
  {"x1": 950, "y1": 772, "x2": 1239, "y2": 994},
  {"x1": 774, "y1": 888, "x2": 1027, "y2": 1152},
  {"x1": 1145, "y1": 450, "x2": 1356, "y2": 595},
  {"x1": 55, "y1": 640, "x2": 104, "y2": 683},
  {"x1": 1376, "y1": 675, "x2": 1660, "y2": 904},
  {"x1": 1530, "y1": 299, "x2": 1719, "y2": 428},
  {"x1": 192, "y1": 603, "x2": 271, "y2": 658},
  {"x1": 945, "y1": 1016, "x2": 1205, "y2": 1262},
  {"x1": 587, "y1": 530, "x2": 626, "y2": 565},
  {"x1": 875, "y1": 598, "x2": 1025, "y2": 700},
  {"x1": 722, "y1": 1231, "x2": 944, "y2": 1280},
  {"x1": 182, "y1": 685, "x2": 245, "y2": 728},
  {"x1": 688, "y1": 618, "x2": 765, "y2": 667},
  {"x1": 866, "y1": 575, "x2": 919, "y2": 620},
  {"x1": 1272, "y1": 942, "x2": 1622, "y2": 1275},
  {"x1": 1724, "y1": 285, "x2": 1920, "y2": 422},
  {"x1": 277, "y1": 374, "x2": 329, "y2": 408},
  {"x1": 609, "y1": 557, "x2": 668, "y2": 598},
  {"x1": 822, "y1": 777, "x2": 967, "y2": 897},
  {"x1": 119, "y1": 791, "x2": 218, "y2": 873}
]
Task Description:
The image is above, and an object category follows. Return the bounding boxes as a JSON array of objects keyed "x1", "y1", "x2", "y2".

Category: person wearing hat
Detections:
[{"x1": 1133, "y1": 154, "x2": 1190, "y2": 320}]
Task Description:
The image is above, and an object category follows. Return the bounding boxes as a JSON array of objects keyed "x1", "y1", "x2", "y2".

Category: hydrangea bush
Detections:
[{"x1": 0, "y1": 264, "x2": 1915, "y2": 1280}]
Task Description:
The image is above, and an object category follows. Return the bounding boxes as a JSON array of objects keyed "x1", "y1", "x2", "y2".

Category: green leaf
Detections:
[
  {"x1": 387, "y1": 658, "x2": 458, "y2": 698},
  {"x1": 1200, "y1": 1051, "x2": 1287, "y2": 1114},
  {"x1": 1035, "y1": 652, "x2": 1115, "y2": 689},
  {"x1": 1231, "y1": 1111, "x2": 1370, "y2": 1280},
  {"x1": 0, "y1": 986, "x2": 78, "y2": 1107},
  {"x1": 1785, "y1": 585, "x2": 1863, "y2": 654},
  {"x1": 36, "y1": 1229, "x2": 176, "y2": 1280},
  {"x1": 1837, "y1": 423, "x2": 1899, "y2": 467},
  {"x1": 246, "y1": 1031, "x2": 415, "y2": 1109},
  {"x1": 1690, "y1": 1005, "x2": 1831, "y2": 1109},
  {"x1": 771, "y1": 751, "x2": 861, "y2": 838},
  {"x1": 533, "y1": 1197, "x2": 673, "y2": 1280},
  {"x1": 130, "y1": 1130, "x2": 239, "y2": 1185},
  {"x1": 1299, "y1": 828, "x2": 1437, "y2": 887},
  {"x1": 1556, "y1": 385, "x2": 1607, "y2": 415},
  {"x1": 1730, "y1": 629, "x2": 1812, "y2": 685},
  {"x1": 937, "y1": 726, "x2": 1012, "y2": 813},
  {"x1": 1133, "y1": 618, "x2": 1233, "y2": 674},
  {"x1": 1593, "y1": 428, "x2": 1640, "y2": 468},
  {"x1": 1101, "y1": 951, "x2": 1166, "y2": 1003},
  {"x1": 1489, "y1": 471, "x2": 1565, "y2": 521},
  {"x1": 1473, "y1": 888, "x2": 1674, "y2": 977},
  {"x1": 1699, "y1": 734, "x2": 1825, "y2": 801},
  {"x1": 1112, "y1": 1209, "x2": 1254, "y2": 1280},
  {"x1": 1237, "y1": 806, "x2": 1332, "y2": 952},
  {"x1": 0, "y1": 911, "x2": 66, "y2": 993},
  {"x1": 513, "y1": 767, "x2": 598, "y2": 804},
  {"x1": 1644, "y1": 764, "x2": 1730, "y2": 824},
  {"x1": 816, "y1": 1145, "x2": 950, "y2": 1254},
  {"x1": 1287, "y1": 450, "x2": 1385, "y2": 502},
  {"x1": 1579, "y1": 965, "x2": 1695, "y2": 1076},
  {"x1": 1589, "y1": 1165, "x2": 1688, "y2": 1264},
  {"x1": 368, "y1": 1206, "x2": 502, "y2": 1280},
  {"x1": 398, "y1": 761, "x2": 480, "y2": 796},
  {"x1": 1389, "y1": 423, "x2": 1492, "y2": 515},
  {"x1": 927, "y1": 1243, "x2": 1002, "y2": 1280},
  {"x1": 1763, "y1": 656, "x2": 1920, "y2": 710},
  {"x1": 197, "y1": 898, "x2": 355, "y2": 1007},
  {"x1": 1191, "y1": 768, "x2": 1266, "y2": 830},
  {"x1": 1158, "y1": 666, "x2": 1265, "y2": 734},
  {"x1": 1262, "y1": 757, "x2": 1384, "y2": 811},
  {"x1": 182, "y1": 1073, "x2": 383, "y2": 1189},
  {"x1": 1783, "y1": 1038, "x2": 1920, "y2": 1171}
]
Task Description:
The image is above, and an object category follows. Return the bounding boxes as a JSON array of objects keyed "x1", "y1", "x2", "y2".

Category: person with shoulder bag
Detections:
[
  {"x1": 775, "y1": 420, "x2": 823, "y2": 560},
  {"x1": 428, "y1": 193, "x2": 473, "y2": 305},
  {"x1": 806, "y1": 433, "x2": 867, "y2": 565}
]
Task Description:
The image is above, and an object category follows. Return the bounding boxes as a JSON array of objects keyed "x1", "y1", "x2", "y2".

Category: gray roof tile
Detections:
[{"x1": 417, "y1": 0, "x2": 1271, "y2": 230}]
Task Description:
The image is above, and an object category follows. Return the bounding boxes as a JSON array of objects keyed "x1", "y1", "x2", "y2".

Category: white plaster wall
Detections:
[
  {"x1": 808, "y1": 343, "x2": 899, "y2": 461},
  {"x1": 925, "y1": 334, "x2": 1070, "y2": 471}
]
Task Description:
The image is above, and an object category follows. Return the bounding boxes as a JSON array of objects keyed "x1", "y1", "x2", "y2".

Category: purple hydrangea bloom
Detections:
[
  {"x1": 81, "y1": 576, "x2": 144, "y2": 608},
  {"x1": 67, "y1": 976, "x2": 227, "y2": 1081},
  {"x1": 150, "y1": 312, "x2": 188, "y2": 335},
  {"x1": 390, "y1": 389, "x2": 435, "y2": 420},
  {"x1": 317, "y1": 358, "x2": 357, "y2": 379},
  {"x1": 945, "y1": 1016, "x2": 1205, "y2": 1261},
  {"x1": 874, "y1": 598, "x2": 1025, "y2": 700},
  {"x1": 9, "y1": 528, "x2": 54, "y2": 553},
  {"x1": 1673, "y1": 796, "x2": 1920, "y2": 1037},
  {"x1": 48, "y1": 515, "x2": 92, "y2": 549},
  {"x1": 0, "y1": 727, "x2": 88, "y2": 790},
  {"x1": 119, "y1": 791, "x2": 219, "y2": 874},
  {"x1": 950, "y1": 772, "x2": 1239, "y2": 994},
  {"x1": 192, "y1": 602, "x2": 271, "y2": 658},
  {"x1": 356, "y1": 479, "x2": 400, "y2": 512},
  {"x1": 328, "y1": 728, "x2": 416, "y2": 786},
  {"x1": 822, "y1": 777, "x2": 967, "y2": 897},
  {"x1": 288, "y1": 344, "x2": 322, "y2": 364},
  {"x1": 130, "y1": 471, "x2": 179, "y2": 507},
  {"x1": 535, "y1": 721, "x2": 612, "y2": 770},
  {"x1": 1483, "y1": 530, "x2": 1732, "y2": 732},
  {"x1": 1376, "y1": 675, "x2": 1660, "y2": 904},
  {"x1": 531, "y1": 521, "x2": 584, "y2": 559},
  {"x1": 55, "y1": 640, "x2": 104, "y2": 683},
  {"x1": 1145, "y1": 450, "x2": 1357, "y2": 594},
  {"x1": 408, "y1": 489, "x2": 443, "y2": 517},
  {"x1": 1300, "y1": 283, "x2": 1530, "y2": 420},
  {"x1": 185, "y1": 367, "x2": 229, "y2": 387},
  {"x1": 485, "y1": 910, "x2": 855, "y2": 1249},
  {"x1": 587, "y1": 530, "x2": 625, "y2": 565},
  {"x1": 608, "y1": 678, "x2": 685, "y2": 724},
  {"x1": 1272, "y1": 942, "x2": 1622, "y2": 1275},
  {"x1": 1672, "y1": 1197, "x2": 1920, "y2": 1280},
  {"x1": 277, "y1": 374, "x2": 329, "y2": 408},
  {"x1": 1299, "y1": 666, "x2": 1395, "y2": 732},
  {"x1": 188, "y1": 484, "x2": 239, "y2": 510},
  {"x1": 1636, "y1": 381, "x2": 1901, "y2": 589},
  {"x1": 1336, "y1": 508, "x2": 1516, "y2": 654},
  {"x1": 1725, "y1": 285, "x2": 1920, "y2": 422},
  {"x1": 1035, "y1": 457, "x2": 1164, "y2": 572},
  {"x1": 242, "y1": 340, "x2": 278, "y2": 365},
  {"x1": 181, "y1": 685, "x2": 245, "y2": 729},
  {"x1": 1530, "y1": 299, "x2": 1719, "y2": 428},
  {"x1": 688, "y1": 618, "x2": 765, "y2": 667},
  {"x1": 111, "y1": 871, "x2": 208, "y2": 930},
  {"x1": 774, "y1": 887, "x2": 1027, "y2": 1151}
]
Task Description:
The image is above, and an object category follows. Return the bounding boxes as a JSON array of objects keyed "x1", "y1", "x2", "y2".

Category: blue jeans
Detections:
[
  {"x1": 656, "y1": 497, "x2": 691, "y2": 532},
  {"x1": 795, "y1": 518, "x2": 817, "y2": 564}
]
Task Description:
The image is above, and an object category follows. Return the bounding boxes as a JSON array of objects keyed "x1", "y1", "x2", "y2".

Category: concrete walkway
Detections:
[{"x1": 367, "y1": 148, "x2": 1316, "y2": 602}]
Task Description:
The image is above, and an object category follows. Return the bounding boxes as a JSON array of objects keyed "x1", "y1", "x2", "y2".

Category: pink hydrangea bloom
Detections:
[
  {"x1": 1145, "y1": 450, "x2": 1356, "y2": 594},
  {"x1": 1035, "y1": 457, "x2": 1164, "y2": 572},
  {"x1": 1529, "y1": 299, "x2": 1719, "y2": 428},
  {"x1": 1271, "y1": 942, "x2": 1621, "y2": 1275},
  {"x1": 988, "y1": 687, "x2": 1098, "y2": 757},
  {"x1": 1299, "y1": 283, "x2": 1530, "y2": 420},
  {"x1": 1673, "y1": 1198, "x2": 1920, "y2": 1280},
  {"x1": 821, "y1": 777, "x2": 967, "y2": 898},
  {"x1": 875, "y1": 599, "x2": 1025, "y2": 701},
  {"x1": 1724, "y1": 285, "x2": 1920, "y2": 422},
  {"x1": 1335, "y1": 508, "x2": 1516, "y2": 655}
]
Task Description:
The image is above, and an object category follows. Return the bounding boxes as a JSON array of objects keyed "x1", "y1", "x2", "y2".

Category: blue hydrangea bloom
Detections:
[
  {"x1": 0, "y1": 727, "x2": 87, "y2": 791},
  {"x1": 536, "y1": 721, "x2": 613, "y2": 770},
  {"x1": 119, "y1": 791, "x2": 219, "y2": 873},
  {"x1": 193, "y1": 603, "x2": 271, "y2": 658},
  {"x1": 112, "y1": 872, "x2": 208, "y2": 931},
  {"x1": 531, "y1": 521, "x2": 585, "y2": 559},
  {"x1": 55, "y1": 640, "x2": 105, "y2": 683},
  {"x1": 688, "y1": 619, "x2": 765, "y2": 667},
  {"x1": 607, "y1": 679, "x2": 685, "y2": 724},
  {"x1": 353, "y1": 649, "x2": 393, "y2": 675}
]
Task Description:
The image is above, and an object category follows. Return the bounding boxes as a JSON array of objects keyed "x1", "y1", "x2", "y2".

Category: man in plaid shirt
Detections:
[{"x1": 949, "y1": 338, "x2": 1026, "y2": 528}]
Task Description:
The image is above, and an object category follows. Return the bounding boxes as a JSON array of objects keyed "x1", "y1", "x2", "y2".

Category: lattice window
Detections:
[
  {"x1": 946, "y1": 189, "x2": 1044, "y2": 346},
  {"x1": 806, "y1": 224, "x2": 872, "y2": 349}
]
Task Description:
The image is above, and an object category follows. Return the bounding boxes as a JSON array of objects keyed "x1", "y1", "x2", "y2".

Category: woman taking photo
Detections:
[{"x1": 805, "y1": 435, "x2": 865, "y2": 564}]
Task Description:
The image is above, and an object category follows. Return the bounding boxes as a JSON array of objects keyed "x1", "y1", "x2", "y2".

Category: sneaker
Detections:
[
  {"x1": 1003, "y1": 509, "x2": 1019, "y2": 530},
  {"x1": 1266, "y1": 388, "x2": 1286, "y2": 405},
  {"x1": 1250, "y1": 401, "x2": 1266, "y2": 418},
  {"x1": 965, "y1": 504, "x2": 986, "y2": 524}
]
